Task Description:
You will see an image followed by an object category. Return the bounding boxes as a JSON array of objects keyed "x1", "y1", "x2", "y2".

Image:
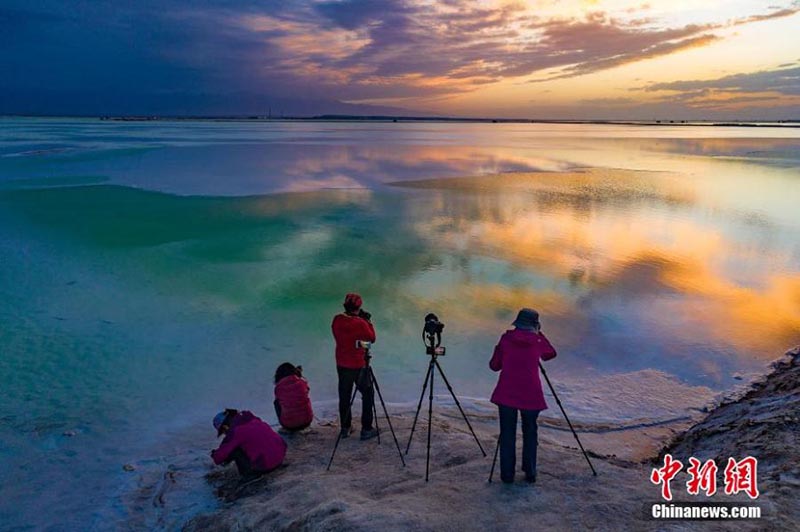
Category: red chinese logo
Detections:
[
  {"x1": 650, "y1": 454, "x2": 683, "y2": 501},
  {"x1": 723, "y1": 457, "x2": 759, "y2": 499},
  {"x1": 651, "y1": 455, "x2": 759, "y2": 500},
  {"x1": 686, "y1": 457, "x2": 718, "y2": 496}
]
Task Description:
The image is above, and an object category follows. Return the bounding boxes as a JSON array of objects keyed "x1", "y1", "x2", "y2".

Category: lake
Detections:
[{"x1": 1, "y1": 118, "x2": 799, "y2": 529}]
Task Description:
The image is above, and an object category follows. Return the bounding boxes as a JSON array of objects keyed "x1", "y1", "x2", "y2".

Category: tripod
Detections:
[
  {"x1": 327, "y1": 349, "x2": 406, "y2": 470},
  {"x1": 488, "y1": 361, "x2": 597, "y2": 482},
  {"x1": 405, "y1": 352, "x2": 487, "y2": 481}
]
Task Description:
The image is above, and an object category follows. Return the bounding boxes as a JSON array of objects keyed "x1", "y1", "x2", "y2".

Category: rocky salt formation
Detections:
[
  {"x1": 657, "y1": 347, "x2": 800, "y2": 527},
  {"x1": 178, "y1": 349, "x2": 798, "y2": 531}
]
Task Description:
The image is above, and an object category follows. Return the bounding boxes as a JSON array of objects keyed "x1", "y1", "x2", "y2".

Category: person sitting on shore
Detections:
[
  {"x1": 210, "y1": 408, "x2": 287, "y2": 480},
  {"x1": 489, "y1": 308, "x2": 557, "y2": 484},
  {"x1": 331, "y1": 292, "x2": 378, "y2": 441},
  {"x1": 274, "y1": 362, "x2": 314, "y2": 432}
]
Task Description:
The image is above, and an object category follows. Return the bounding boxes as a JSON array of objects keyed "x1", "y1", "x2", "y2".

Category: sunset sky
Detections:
[{"x1": 3, "y1": 0, "x2": 799, "y2": 119}]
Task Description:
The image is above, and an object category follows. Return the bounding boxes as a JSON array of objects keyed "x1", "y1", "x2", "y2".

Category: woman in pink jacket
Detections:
[
  {"x1": 211, "y1": 409, "x2": 287, "y2": 480},
  {"x1": 274, "y1": 362, "x2": 314, "y2": 431},
  {"x1": 489, "y1": 308, "x2": 557, "y2": 484}
]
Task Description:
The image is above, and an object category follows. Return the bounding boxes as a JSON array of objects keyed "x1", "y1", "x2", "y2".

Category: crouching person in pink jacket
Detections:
[
  {"x1": 211, "y1": 409, "x2": 287, "y2": 480},
  {"x1": 490, "y1": 308, "x2": 557, "y2": 484},
  {"x1": 274, "y1": 362, "x2": 314, "y2": 432}
]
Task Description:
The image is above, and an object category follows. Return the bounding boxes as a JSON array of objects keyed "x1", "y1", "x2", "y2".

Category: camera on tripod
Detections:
[
  {"x1": 423, "y1": 313, "x2": 446, "y2": 356},
  {"x1": 408, "y1": 311, "x2": 485, "y2": 480}
]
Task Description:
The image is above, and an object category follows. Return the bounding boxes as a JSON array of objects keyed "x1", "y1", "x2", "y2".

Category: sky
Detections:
[{"x1": 2, "y1": 0, "x2": 800, "y2": 119}]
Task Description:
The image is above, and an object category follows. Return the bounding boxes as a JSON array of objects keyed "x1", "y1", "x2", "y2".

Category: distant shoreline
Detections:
[{"x1": 2, "y1": 114, "x2": 800, "y2": 127}]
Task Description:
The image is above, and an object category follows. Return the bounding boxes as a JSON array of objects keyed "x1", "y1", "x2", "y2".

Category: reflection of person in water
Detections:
[
  {"x1": 489, "y1": 308, "x2": 557, "y2": 484},
  {"x1": 210, "y1": 409, "x2": 287, "y2": 480}
]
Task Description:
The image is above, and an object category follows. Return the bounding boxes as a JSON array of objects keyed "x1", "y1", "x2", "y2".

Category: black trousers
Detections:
[
  {"x1": 337, "y1": 365, "x2": 374, "y2": 431},
  {"x1": 229, "y1": 448, "x2": 262, "y2": 479},
  {"x1": 499, "y1": 405, "x2": 540, "y2": 483}
]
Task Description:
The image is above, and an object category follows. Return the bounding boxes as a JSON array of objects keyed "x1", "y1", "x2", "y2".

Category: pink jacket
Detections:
[
  {"x1": 275, "y1": 375, "x2": 314, "y2": 429},
  {"x1": 490, "y1": 329, "x2": 557, "y2": 411},
  {"x1": 211, "y1": 411, "x2": 287, "y2": 471}
]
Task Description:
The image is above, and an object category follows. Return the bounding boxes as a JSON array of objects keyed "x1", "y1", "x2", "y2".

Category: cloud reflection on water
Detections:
[
  {"x1": 394, "y1": 168, "x2": 800, "y2": 383},
  {"x1": 2, "y1": 129, "x2": 799, "y2": 391}
]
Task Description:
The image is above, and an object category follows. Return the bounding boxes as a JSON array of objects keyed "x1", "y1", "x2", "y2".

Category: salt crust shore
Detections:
[{"x1": 177, "y1": 348, "x2": 798, "y2": 531}]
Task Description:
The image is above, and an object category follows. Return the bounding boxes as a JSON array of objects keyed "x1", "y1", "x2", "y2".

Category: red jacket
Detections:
[
  {"x1": 332, "y1": 313, "x2": 376, "y2": 369},
  {"x1": 274, "y1": 375, "x2": 313, "y2": 429},
  {"x1": 490, "y1": 329, "x2": 557, "y2": 411},
  {"x1": 211, "y1": 411, "x2": 287, "y2": 471}
]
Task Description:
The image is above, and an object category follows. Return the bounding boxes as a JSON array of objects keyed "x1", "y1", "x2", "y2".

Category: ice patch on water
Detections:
[
  {"x1": 279, "y1": 174, "x2": 368, "y2": 193},
  {"x1": 541, "y1": 369, "x2": 716, "y2": 425},
  {"x1": 310, "y1": 368, "x2": 716, "y2": 432}
]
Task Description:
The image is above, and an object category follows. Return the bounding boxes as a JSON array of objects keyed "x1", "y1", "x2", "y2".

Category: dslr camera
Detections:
[{"x1": 423, "y1": 313, "x2": 446, "y2": 356}]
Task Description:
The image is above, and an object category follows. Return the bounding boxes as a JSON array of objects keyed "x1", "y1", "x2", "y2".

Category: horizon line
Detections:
[{"x1": 2, "y1": 113, "x2": 800, "y2": 127}]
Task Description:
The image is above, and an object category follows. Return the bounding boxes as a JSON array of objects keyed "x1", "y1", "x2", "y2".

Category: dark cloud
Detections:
[
  {"x1": 244, "y1": 4, "x2": 798, "y2": 98},
  {"x1": 646, "y1": 66, "x2": 800, "y2": 96},
  {"x1": 525, "y1": 18, "x2": 719, "y2": 80},
  {"x1": 315, "y1": 0, "x2": 412, "y2": 30},
  {"x1": 2, "y1": 0, "x2": 798, "y2": 116},
  {"x1": 731, "y1": 6, "x2": 800, "y2": 24}
]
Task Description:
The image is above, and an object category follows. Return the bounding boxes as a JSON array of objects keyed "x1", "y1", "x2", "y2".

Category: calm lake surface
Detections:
[{"x1": 1, "y1": 118, "x2": 799, "y2": 529}]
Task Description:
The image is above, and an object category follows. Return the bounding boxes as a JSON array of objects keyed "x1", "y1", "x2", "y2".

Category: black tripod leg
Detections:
[
  {"x1": 539, "y1": 363, "x2": 597, "y2": 476},
  {"x1": 371, "y1": 373, "x2": 381, "y2": 444},
  {"x1": 488, "y1": 435, "x2": 500, "y2": 483},
  {"x1": 369, "y1": 367, "x2": 406, "y2": 467},
  {"x1": 425, "y1": 363, "x2": 434, "y2": 482},
  {"x1": 405, "y1": 360, "x2": 433, "y2": 454},
  {"x1": 326, "y1": 372, "x2": 361, "y2": 471},
  {"x1": 434, "y1": 359, "x2": 487, "y2": 456},
  {"x1": 326, "y1": 429, "x2": 344, "y2": 472}
]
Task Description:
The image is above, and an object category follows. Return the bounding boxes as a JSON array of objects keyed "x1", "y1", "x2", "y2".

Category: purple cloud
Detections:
[
  {"x1": 3, "y1": 0, "x2": 799, "y2": 116},
  {"x1": 646, "y1": 66, "x2": 800, "y2": 96}
]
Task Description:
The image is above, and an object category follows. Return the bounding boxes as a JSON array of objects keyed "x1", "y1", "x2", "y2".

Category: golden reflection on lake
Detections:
[{"x1": 396, "y1": 165, "x2": 800, "y2": 372}]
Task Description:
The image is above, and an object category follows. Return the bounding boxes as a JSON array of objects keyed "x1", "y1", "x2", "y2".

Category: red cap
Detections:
[{"x1": 344, "y1": 293, "x2": 363, "y2": 310}]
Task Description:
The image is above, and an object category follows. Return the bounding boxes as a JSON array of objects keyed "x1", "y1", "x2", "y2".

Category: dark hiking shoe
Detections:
[
  {"x1": 525, "y1": 474, "x2": 537, "y2": 484},
  {"x1": 501, "y1": 477, "x2": 514, "y2": 484},
  {"x1": 340, "y1": 427, "x2": 353, "y2": 439},
  {"x1": 360, "y1": 428, "x2": 379, "y2": 441}
]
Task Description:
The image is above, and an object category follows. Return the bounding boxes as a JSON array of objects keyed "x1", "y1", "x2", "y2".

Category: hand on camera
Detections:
[{"x1": 358, "y1": 309, "x2": 372, "y2": 321}]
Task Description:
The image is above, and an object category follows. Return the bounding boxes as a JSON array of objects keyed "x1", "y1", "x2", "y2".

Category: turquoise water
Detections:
[{"x1": 1, "y1": 118, "x2": 799, "y2": 529}]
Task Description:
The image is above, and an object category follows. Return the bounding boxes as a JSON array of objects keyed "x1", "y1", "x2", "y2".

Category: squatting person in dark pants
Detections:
[
  {"x1": 210, "y1": 408, "x2": 287, "y2": 480},
  {"x1": 332, "y1": 293, "x2": 378, "y2": 441},
  {"x1": 489, "y1": 308, "x2": 557, "y2": 484}
]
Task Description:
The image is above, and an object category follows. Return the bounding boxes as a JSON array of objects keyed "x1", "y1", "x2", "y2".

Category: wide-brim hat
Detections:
[{"x1": 512, "y1": 308, "x2": 540, "y2": 330}]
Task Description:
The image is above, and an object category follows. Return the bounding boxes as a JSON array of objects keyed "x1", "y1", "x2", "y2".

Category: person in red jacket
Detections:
[
  {"x1": 211, "y1": 408, "x2": 287, "y2": 480},
  {"x1": 489, "y1": 308, "x2": 557, "y2": 484},
  {"x1": 331, "y1": 293, "x2": 378, "y2": 440},
  {"x1": 273, "y1": 362, "x2": 314, "y2": 431}
]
